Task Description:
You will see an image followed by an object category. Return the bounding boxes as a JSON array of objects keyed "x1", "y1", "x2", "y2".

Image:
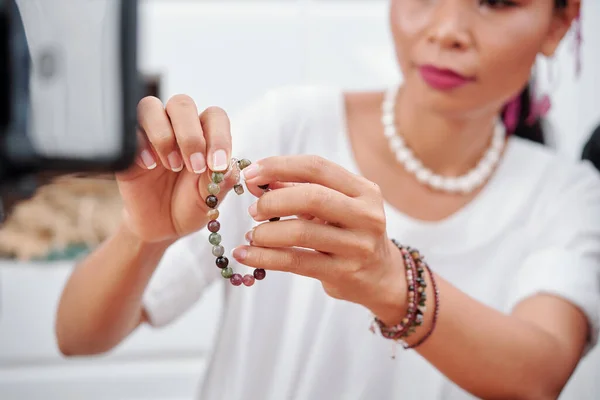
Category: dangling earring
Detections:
[
  {"x1": 525, "y1": 12, "x2": 583, "y2": 127},
  {"x1": 527, "y1": 57, "x2": 559, "y2": 124},
  {"x1": 526, "y1": 79, "x2": 551, "y2": 126}
]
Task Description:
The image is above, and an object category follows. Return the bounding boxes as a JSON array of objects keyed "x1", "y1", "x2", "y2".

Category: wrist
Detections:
[
  {"x1": 115, "y1": 222, "x2": 175, "y2": 257},
  {"x1": 368, "y1": 240, "x2": 409, "y2": 326},
  {"x1": 369, "y1": 240, "x2": 439, "y2": 349}
]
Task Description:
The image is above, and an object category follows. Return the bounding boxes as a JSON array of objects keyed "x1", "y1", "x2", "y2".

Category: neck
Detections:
[{"x1": 395, "y1": 89, "x2": 501, "y2": 176}]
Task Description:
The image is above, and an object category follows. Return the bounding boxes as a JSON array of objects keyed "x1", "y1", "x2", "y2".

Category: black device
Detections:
[
  {"x1": 582, "y1": 123, "x2": 600, "y2": 172},
  {"x1": 0, "y1": 0, "x2": 139, "y2": 216}
]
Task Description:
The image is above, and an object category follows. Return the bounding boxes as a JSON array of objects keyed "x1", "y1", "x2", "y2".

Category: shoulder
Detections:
[
  {"x1": 509, "y1": 137, "x2": 600, "y2": 202},
  {"x1": 506, "y1": 137, "x2": 600, "y2": 238}
]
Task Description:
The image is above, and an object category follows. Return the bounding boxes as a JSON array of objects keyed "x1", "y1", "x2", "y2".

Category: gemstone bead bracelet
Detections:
[
  {"x1": 371, "y1": 240, "x2": 439, "y2": 355},
  {"x1": 205, "y1": 158, "x2": 269, "y2": 287}
]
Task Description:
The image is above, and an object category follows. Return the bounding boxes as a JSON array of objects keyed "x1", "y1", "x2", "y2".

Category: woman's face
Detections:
[{"x1": 390, "y1": 0, "x2": 572, "y2": 118}]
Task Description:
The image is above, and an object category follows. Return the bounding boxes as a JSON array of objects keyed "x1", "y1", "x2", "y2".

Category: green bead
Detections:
[
  {"x1": 234, "y1": 184, "x2": 244, "y2": 195},
  {"x1": 208, "y1": 182, "x2": 221, "y2": 195},
  {"x1": 212, "y1": 172, "x2": 224, "y2": 184},
  {"x1": 238, "y1": 159, "x2": 252, "y2": 170},
  {"x1": 209, "y1": 232, "x2": 222, "y2": 245},
  {"x1": 221, "y1": 266, "x2": 234, "y2": 279},
  {"x1": 212, "y1": 245, "x2": 225, "y2": 257}
]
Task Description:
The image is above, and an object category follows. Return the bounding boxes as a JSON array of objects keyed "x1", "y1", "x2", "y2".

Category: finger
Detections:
[
  {"x1": 135, "y1": 128, "x2": 158, "y2": 170},
  {"x1": 116, "y1": 129, "x2": 160, "y2": 182},
  {"x1": 243, "y1": 155, "x2": 364, "y2": 198},
  {"x1": 231, "y1": 245, "x2": 335, "y2": 281},
  {"x1": 200, "y1": 106, "x2": 232, "y2": 172},
  {"x1": 249, "y1": 184, "x2": 372, "y2": 228},
  {"x1": 138, "y1": 96, "x2": 182, "y2": 172},
  {"x1": 245, "y1": 182, "x2": 318, "y2": 220},
  {"x1": 165, "y1": 94, "x2": 207, "y2": 174},
  {"x1": 247, "y1": 218, "x2": 370, "y2": 256},
  {"x1": 244, "y1": 180, "x2": 302, "y2": 198}
]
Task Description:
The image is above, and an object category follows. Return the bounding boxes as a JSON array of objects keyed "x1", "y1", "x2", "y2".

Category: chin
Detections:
[{"x1": 404, "y1": 78, "x2": 477, "y2": 119}]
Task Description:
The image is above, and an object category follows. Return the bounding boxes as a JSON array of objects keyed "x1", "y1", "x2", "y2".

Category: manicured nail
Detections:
[
  {"x1": 168, "y1": 151, "x2": 183, "y2": 172},
  {"x1": 232, "y1": 247, "x2": 247, "y2": 261},
  {"x1": 212, "y1": 149, "x2": 228, "y2": 171},
  {"x1": 248, "y1": 202, "x2": 258, "y2": 218},
  {"x1": 140, "y1": 149, "x2": 156, "y2": 169},
  {"x1": 190, "y1": 152, "x2": 206, "y2": 174},
  {"x1": 242, "y1": 163, "x2": 259, "y2": 180},
  {"x1": 245, "y1": 229, "x2": 254, "y2": 244}
]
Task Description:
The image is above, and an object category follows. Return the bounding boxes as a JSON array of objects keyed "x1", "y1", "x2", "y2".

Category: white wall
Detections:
[
  {"x1": 139, "y1": 0, "x2": 600, "y2": 159},
  {"x1": 1, "y1": 1, "x2": 598, "y2": 399}
]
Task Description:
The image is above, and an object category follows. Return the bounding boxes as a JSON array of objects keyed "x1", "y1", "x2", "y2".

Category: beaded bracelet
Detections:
[
  {"x1": 204, "y1": 157, "x2": 270, "y2": 287},
  {"x1": 372, "y1": 240, "x2": 429, "y2": 350},
  {"x1": 406, "y1": 253, "x2": 439, "y2": 350},
  {"x1": 373, "y1": 241, "x2": 426, "y2": 340},
  {"x1": 404, "y1": 246, "x2": 428, "y2": 332},
  {"x1": 393, "y1": 244, "x2": 427, "y2": 342}
]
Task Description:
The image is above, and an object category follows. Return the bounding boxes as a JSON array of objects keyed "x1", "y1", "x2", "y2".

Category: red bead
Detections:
[
  {"x1": 242, "y1": 274, "x2": 255, "y2": 286},
  {"x1": 230, "y1": 274, "x2": 243, "y2": 286},
  {"x1": 205, "y1": 195, "x2": 218, "y2": 208},
  {"x1": 208, "y1": 220, "x2": 221, "y2": 233},
  {"x1": 253, "y1": 268, "x2": 266, "y2": 280}
]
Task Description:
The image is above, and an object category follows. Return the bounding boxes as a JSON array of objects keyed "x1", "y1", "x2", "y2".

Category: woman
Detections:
[{"x1": 56, "y1": 0, "x2": 599, "y2": 399}]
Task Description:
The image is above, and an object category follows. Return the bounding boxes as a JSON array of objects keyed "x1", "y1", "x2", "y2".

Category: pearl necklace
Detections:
[{"x1": 381, "y1": 86, "x2": 506, "y2": 194}]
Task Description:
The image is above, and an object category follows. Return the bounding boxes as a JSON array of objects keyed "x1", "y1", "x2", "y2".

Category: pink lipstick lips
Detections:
[{"x1": 418, "y1": 65, "x2": 474, "y2": 90}]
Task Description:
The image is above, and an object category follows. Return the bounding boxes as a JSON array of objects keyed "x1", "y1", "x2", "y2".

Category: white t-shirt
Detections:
[{"x1": 142, "y1": 86, "x2": 600, "y2": 400}]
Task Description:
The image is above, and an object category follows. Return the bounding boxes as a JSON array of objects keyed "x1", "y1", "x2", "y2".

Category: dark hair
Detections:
[
  {"x1": 582, "y1": 123, "x2": 600, "y2": 170},
  {"x1": 509, "y1": 0, "x2": 568, "y2": 145},
  {"x1": 505, "y1": 84, "x2": 545, "y2": 144}
]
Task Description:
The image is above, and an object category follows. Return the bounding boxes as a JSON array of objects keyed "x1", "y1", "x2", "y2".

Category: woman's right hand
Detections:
[{"x1": 115, "y1": 94, "x2": 235, "y2": 244}]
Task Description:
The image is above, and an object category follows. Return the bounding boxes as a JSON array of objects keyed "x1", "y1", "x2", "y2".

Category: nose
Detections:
[{"x1": 426, "y1": 1, "x2": 473, "y2": 51}]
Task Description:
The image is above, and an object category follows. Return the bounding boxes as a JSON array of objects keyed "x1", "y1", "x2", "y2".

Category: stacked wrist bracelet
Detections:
[
  {"x1": 205, "y1": 157, "x2": 269, "y2": 287},
  {"x1": 372, "y1": 239, "x2": 440, "y2": 353}
]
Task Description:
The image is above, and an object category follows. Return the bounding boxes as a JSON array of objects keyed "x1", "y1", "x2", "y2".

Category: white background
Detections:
[{"x1": 1, "y1": 1, "x2": 599, "y2": 399}]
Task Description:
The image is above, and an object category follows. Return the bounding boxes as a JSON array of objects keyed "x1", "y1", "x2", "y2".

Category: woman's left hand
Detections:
[{"x1": 233, "y1": 155, "x2": 406, "y2": 324}]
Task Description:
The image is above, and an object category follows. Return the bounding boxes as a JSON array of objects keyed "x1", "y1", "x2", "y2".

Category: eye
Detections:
[{"x1": 480, "y1": 0, "x2": 518, "y2": 8}]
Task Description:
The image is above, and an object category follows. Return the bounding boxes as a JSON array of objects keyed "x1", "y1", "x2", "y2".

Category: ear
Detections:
[{"x1": 540, "y1": 0, "x2": 581, "y2": 57}]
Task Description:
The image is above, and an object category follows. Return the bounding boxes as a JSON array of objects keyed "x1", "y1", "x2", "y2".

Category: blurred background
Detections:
[{"x1": 0, "y1": 0, "x2": 599, "y2": 399}]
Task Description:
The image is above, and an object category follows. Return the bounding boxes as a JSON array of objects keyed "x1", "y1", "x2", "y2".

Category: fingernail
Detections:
[
  {"x1": 248, "y1": 202, "x2": 258, "y2": 218},
  {"x1": 242, "y1": 163, "x2": 259, "y2": 180},
  {"x1": 168, "y1": 151, "x2": 183, "y2": 172},
  {"x1": 140, "y1": 149, "x2": 156, "y2": 169},
  {"x1": 190, "y1": 152, "x2": 206, "y2": 174},
  {"x1": 212, "y1": 149, "x2": 228, "y2": 172},
  {"x1": 232, "y1": 247, "x2": 247, "y2": 261},
  {"x1": 245, "y1": 229, "x2": 254, "y2": 244}
]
